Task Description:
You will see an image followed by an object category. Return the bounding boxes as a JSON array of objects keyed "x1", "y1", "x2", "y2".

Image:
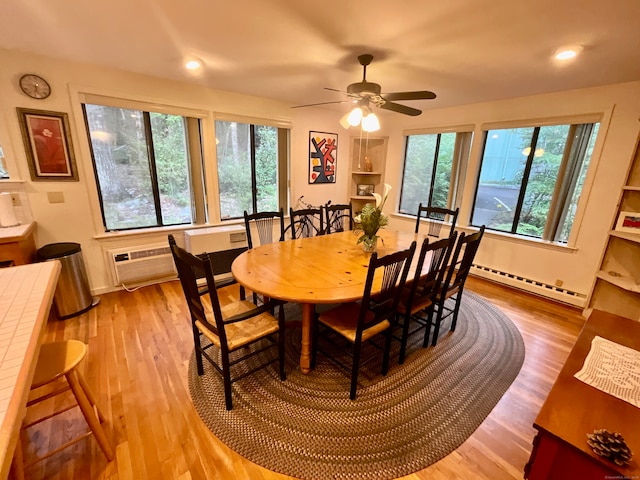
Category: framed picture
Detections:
[
  {"x1": 357, "y1": 184, "x2": 375, "y2": 196},
  {"x1": 309, "y1": 131, "x2": 337, "y2": 184},
  {"x1": 615, "y1": 211, "x2": 640, "y2": 234},
  {"x1": 17, "y1": 108, "x2": 78, "y2": 181}
]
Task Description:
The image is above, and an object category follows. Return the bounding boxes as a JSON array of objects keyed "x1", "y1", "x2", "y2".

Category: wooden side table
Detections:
[{"x1": 525, "y1": 309, "x2": 640, "y2": 479}]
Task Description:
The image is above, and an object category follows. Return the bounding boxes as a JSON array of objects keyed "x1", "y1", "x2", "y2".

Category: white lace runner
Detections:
[{"x1": 574, "y1": 336, "x2": 640, "y2": 408}]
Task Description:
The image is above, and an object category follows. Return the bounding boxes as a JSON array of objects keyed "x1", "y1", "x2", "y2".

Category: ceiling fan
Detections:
[{"x1": 292, "y1": 54, "x2": 437, "y2": 117}]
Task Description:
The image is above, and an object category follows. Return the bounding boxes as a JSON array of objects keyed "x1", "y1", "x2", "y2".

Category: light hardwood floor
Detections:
[{"x1": 20, "y1": 276, "x2": 585, "y2": 480}]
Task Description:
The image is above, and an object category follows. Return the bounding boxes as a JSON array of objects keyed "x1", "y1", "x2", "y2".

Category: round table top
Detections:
[{"x1": 231, "y1": 229, "x2": 421, "y2": 304}]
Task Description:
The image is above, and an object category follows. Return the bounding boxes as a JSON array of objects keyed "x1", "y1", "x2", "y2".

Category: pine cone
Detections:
[{"x1": 587, "y1": 429, "x2": 633, "y2": 466}]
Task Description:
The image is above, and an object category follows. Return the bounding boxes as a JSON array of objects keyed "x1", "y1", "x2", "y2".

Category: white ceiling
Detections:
[{"x1": 2, "y1": 0, "x2": 640, "y2": 115}]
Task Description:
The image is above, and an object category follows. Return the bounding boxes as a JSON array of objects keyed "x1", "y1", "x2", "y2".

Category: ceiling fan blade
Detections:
[
  {"x1": 379, "y1": 101, "x2": 422, "y2": 116},
  {"x1": 382, "y1": 91, "x2": 437, "y2": 101},
  {"x1": 324, "y1": 87, "x2": 361, "y2": 98},
  {"x1": 291, "y1": 100, "x2": 349, "y2": 109}
]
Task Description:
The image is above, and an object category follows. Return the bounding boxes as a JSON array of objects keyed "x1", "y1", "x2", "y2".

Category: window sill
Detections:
[
  {"x1": 390, "y1": 212, "x2": 577, "y2": 253},
  {"x1": 94, "y1": 221, "x2": 245, "y2": 241}
]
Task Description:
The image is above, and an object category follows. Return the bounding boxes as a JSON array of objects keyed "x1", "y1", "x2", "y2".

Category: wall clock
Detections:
[{"x1": 19, "y1": 74, "x2": 51, "y2": 99}]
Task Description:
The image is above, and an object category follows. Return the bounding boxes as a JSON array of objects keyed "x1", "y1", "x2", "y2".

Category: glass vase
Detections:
[{"x1": 362, "y1": 235, "x2": 378, "y2": 253}]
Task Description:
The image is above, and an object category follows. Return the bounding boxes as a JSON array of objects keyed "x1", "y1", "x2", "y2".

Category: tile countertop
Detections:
[
  {"x1": 0, "y1": 261, "x2": 60, "y2": 478},
  {"x1": 0, "y1": 222, "x2": 36, "y2": 243}
]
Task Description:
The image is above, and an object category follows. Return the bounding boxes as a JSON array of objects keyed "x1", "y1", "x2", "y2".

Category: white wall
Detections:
[
  {"x1": 1, "y1": 47, "x2": 639, "y2": 305},
  {"x1": 381, "y1": 82, "x2": 640, "y2": 301},
  {"x1": 0, "y1": 48, "x2": 297, "y2": 293}
]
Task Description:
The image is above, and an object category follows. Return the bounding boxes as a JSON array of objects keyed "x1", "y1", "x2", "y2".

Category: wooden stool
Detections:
[{"x1": 20, "y1": 340, "x2": 114, "y2": 469}]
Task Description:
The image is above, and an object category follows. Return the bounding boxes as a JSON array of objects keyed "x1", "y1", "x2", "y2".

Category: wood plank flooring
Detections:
[{"x1": 19, "y1": 276, "x2": 585, "y2": 479}]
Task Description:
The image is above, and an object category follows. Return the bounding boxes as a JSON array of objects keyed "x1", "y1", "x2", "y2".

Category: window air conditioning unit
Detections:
[{"x1": 108, "y1": 243, "x2": 177, "y2": 287}]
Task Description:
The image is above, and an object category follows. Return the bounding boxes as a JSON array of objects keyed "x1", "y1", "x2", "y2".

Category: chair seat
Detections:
[
  {"x1": 196, "y1": 300, "x2": 280, "y2": 351},
  {"x1": 437, "y1": 284, "x2": 461, "y2": 303},
  {"x1": 31, "y1": 340, "x2": 87, "y2": 389},
  {"x1": 397, "y1": 286, "x2": 434, "y2": 316},
  {"x1": 318, "y1": 303, "x2": 390, "y2": 343}
]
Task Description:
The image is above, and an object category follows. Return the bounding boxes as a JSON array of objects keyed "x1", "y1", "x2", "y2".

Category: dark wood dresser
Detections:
[{"x1": 525, "y1": 309, "x2": 640, "y2": 479}]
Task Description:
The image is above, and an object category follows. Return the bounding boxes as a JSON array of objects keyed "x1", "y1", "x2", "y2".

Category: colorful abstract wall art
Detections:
[{"x1": 309, "y1": 131, "x2": 337, "y2": 184}]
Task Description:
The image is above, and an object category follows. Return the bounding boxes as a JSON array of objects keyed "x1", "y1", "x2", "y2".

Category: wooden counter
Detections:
[
  {"x1": 525, "y1": 309, "x2": 640, "y2": 479},
  {"x1": 0, "y1": 261, "x2": 60, "y2": 479},
  {"x1": 0, "y1": 222, "x2": 37, "y2": 266}
]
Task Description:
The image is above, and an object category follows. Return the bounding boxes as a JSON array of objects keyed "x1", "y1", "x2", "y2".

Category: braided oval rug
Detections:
[{"x1": 188, "y1": 291, "x2": 525, "y2": 480}]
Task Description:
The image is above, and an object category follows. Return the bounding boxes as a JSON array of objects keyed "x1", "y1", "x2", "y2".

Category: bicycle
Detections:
[{"x1": 285, "y1": 196, "x2": 331, "y2": 239}]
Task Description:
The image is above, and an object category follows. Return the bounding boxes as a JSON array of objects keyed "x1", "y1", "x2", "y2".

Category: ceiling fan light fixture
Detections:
[
  {"x1": 347, "y1": 107, "x2": 363, "y2": 126},
  {"x1": 361, "y1": 112, "x2": 380, "y2": 132},
  {"x1": 339, "y1": 112, "x2": 352, "y2": 129}
]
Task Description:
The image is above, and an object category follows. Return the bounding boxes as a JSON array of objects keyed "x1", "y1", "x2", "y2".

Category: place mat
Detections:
[
  {"x1": 188, "y1": 291, "x2": 525, "y2": 479},
  {"x1": 574, "y1": 335, "x2": 640, "y2": 408}
]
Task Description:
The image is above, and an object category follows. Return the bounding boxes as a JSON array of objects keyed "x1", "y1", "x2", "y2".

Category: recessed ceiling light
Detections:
[
  {"x1": 554, "y1": 46, "x2": 583, "y2": 61},
  {"x1": 185, "y1": 59, "x2": 202, "y2": 70}
]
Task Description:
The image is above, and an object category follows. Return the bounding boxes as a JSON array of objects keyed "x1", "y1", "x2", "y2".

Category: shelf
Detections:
[
  {"x1": 350, "y1": 196, "x2": 376, "y2": 201},
  {"x1": 586, "y1": 136, "x2": 640, "y2": 317},
  {"x1": 595, "y1": 270, "x2": 640, "y2": 293},
  {"x1": 609, "y1": 230, "x2": 640, "y2": 244},
  {"x1": 349, "y1": 135, "x2": 388, "y2": 207}
]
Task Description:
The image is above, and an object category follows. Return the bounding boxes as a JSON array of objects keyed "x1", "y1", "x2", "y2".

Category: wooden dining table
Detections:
[{"x1": 231, "y1": 229, "x2": 422, "y2": 374}]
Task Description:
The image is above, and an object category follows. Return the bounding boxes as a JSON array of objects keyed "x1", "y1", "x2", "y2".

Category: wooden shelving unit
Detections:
[
  {"x1": 585, "y1": 136, "x2": 640, "y2": 320},
  {"x1": 349, "y1": 135, "x2": 388, "y2": 213}
]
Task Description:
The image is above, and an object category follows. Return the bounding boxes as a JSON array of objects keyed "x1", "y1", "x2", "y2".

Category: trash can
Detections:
[{"x1": 37, "y1": 242, "x2": 99, "y2": 319}]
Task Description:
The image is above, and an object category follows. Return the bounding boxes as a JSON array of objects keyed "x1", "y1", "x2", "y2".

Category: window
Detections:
[
  {"x1": 215, "y1": 120, "x2": 287, "y2": 220},
  {"x1": 83, "y1": 104, "x2": 198, "y2": 231},
  {"x1": 399, "y1": 132, "x2": 469, "y2": 215},
  {"x1": 0, "y1": 145, "x2": 8, "y2": 178},
  {"x1": 471, "y1": 122, "x2": 599, "y2": 243}
]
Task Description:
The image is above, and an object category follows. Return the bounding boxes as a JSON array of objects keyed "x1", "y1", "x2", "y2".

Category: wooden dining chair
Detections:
[
  {"x1": 243, "y1": 209, "x2": 286, "y2": 248},
  {"x1": 415, "y1": 204, "x2": 459, "y2": 238},
  {"x1": 312, "y1": 241, "x2": 416, "y2": 400},
  {"x1": 395, "y1": 233, "x2": 457, "y2": 363},
  {"x1": 324, "y1": 203, "x2": 353, "y2": 234},
  {"x1": 19, "y1": 340, "x2": 114, "y2": 472},
  {"x1": 168, "y1": 234, "x2": 247, "y2": 297},
  {"x1": 287, "y1": 206, "x2": 324, "y2": 239},
  {"x1": 431, "y1": 226, "x2": 485, "y2": 346},
  {"x1": 170, "y1": 239, "x2": 286, "y2": 410}
]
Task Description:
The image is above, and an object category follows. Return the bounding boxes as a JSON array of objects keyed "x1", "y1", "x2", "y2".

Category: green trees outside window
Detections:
[
  {"x1": 215, "y1": 120, "x2": 281, "y2": 220},
  {"x1": 84, "y1": 104, "x2": 194, "y2": 231},
  {"x1": 399, "y1": 132, "x2": 458, "y2": 216},
  {"x1": 471, "y1": 123, "x2": 599, "y2": 242}
]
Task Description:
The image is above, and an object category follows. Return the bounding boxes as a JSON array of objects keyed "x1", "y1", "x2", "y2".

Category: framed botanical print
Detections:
[{"x1": 17, "y1": 108, "x2": 78, "y2": 181}]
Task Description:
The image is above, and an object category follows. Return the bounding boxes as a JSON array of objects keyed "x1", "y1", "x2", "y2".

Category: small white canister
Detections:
[{"x1": 0, "y1": 192, "x2": 20, "y2": 227}]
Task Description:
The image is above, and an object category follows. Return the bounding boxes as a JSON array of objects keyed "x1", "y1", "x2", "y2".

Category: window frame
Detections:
[
  {"x1": 398, "y1": 126, "x2": 473, "y2": 217},
  {"x1": 470, "y1": 119, "x2": 600, "y2": 243},
  {"x1": 74, "y1": 89, "x2": 292, "y2": 235},
  {"x1": 213, "y1": 117, "x2": 289, "y2": 220},
  {"x1": 82, "y1": 104, "x2": 201, "y2": 232}
]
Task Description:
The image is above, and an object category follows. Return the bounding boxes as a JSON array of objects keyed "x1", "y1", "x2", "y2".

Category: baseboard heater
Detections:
[
  {"x1": 470, "y1": 264, "x2": 587, "y2": 307},
  {"x1": 108, "y1": 243, "x2": 177, "y2": 287}
]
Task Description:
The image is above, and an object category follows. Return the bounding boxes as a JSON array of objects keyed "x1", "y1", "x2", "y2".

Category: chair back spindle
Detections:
[
  {"x1": 244, "y1": 209, "x2": 286, "y2": 248},
  {"x1": 415, "y1": 204, "x2": 459, "y2": 238}
]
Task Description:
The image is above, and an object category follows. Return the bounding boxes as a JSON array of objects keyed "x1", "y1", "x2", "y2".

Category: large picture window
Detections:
[
  {"x1": 83, "y1": 104, "x2": 197, "y2": 231},
  {"x1": 471, "y1": 122, "x2": 599, "y2": 243},
  {"x1": 399, "y1": 132, "x2": 469, "y2": 216},
  {"x1": 215, "y1": 120, "x2": 286, "y2": 220}
]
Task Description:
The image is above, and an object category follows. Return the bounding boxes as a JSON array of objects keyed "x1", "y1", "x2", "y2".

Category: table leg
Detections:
[{"x1": 300, "y1": 303, "x2": 314, "y2": 374}]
